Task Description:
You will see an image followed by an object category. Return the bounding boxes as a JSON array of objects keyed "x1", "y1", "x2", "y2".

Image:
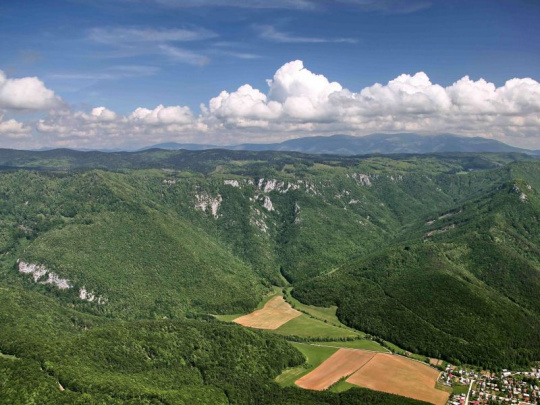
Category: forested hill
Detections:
[
  {"x1": 1, "y1": 149, "x2": 540, "y2": 402},
  {"x1": 0, "y1": 146, "x2": 534, "y2": 172}
]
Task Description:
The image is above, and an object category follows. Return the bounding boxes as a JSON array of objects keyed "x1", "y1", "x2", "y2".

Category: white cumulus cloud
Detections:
[
  {"x1": 34, "y1": 104, "x2": 205, "y2": 149},
  {"x1": 6, "y1": 60, "x2": 540, "y2": 149},
  {"x1": 200, "y1": 60, "x2": 540, "y2": 144},
  {"x1": 0, "y1": 70, "x2": 62, "y2": 110},
  {"x1": 129, "y1": 104, "x2": 194, "y2": 125},
  {"x1": 0, "y1": 115, "x2": 31, "y2": 139}
]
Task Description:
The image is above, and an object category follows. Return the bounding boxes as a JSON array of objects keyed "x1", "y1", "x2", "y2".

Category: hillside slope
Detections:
[
  {"x1": 1, "y1": 149, "x2": 539, "y2": 392},
  {"x1": 0, "y1": 286, "x2": 426, "y2": 404},
  {"x1": 0, "y1": 170, "x2": 264, "y2": 319},
  {"x1": 294, "y1": 172, "x2": 540, "y2": 368}
]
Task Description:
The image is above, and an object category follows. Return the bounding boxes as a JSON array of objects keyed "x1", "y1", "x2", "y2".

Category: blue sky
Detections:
[{"x1": 1, "y1": 0, "x2": 540, "y2": 149}]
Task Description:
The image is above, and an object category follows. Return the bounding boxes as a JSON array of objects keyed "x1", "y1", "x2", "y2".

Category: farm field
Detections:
[
  {"x1": 429, "y1": 358, "x2": 443, "y2": 367},
  {"x1": 233, "y1": 296, "x2": 301, "y2": 329},
  {"x1": 214, "y1": 286, "x2": 282, "y2": 322},
  {"x1": 275, "y1": 343, "x2": 338, "y2": 387},
  {"x1": 346, "y1": 353, "x2": 450, "y2": 405},
  {"x1": 295, "y1": 348, "x2": 376, "y2": 391},
  {"x1": 285, "y1": 288, "x2": 348, "y2": 327},
  {"x1": 228, "y1": 290, "x2": 359, "y2": 337},
  {"x1": 273, "y1": 313, "x2": 358, "y2": 338}
]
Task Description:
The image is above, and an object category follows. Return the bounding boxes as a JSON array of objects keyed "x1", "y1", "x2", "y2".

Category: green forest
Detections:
[{"x1": 1, "y1": 148, "x2": 539, "y2": 403}]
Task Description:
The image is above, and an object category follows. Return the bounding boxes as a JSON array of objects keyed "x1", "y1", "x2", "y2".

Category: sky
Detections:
[{"x1": 1, "y1": 0, "x2": 540, "y2": 150}]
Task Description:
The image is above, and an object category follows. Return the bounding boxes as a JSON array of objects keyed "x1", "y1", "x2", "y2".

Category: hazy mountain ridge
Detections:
[{"x1": 145, "y1": 133, "x2": 538, "y2": 155}]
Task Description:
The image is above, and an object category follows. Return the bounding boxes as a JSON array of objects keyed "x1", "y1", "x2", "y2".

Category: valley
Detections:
[
  {"x1": 1, "y1": 148, "x2": 540, "y2": 404},
  {"x1": 221, "y1": 287, "x2": 449, "y2": 404}
]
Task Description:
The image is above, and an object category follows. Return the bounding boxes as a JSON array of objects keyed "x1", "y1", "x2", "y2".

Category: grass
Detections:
[
  {"x1": 452, "y1": 384, "x2": 470, "y2": 395},
  {"x1": 314, "y1": 339, "x2": 388, "y2": 352},
  {"x1": 383, "y1": 341, "x2": 429, "y2": 362},
  {"x1": 214, "y1": 314, "x2": 241, "y2": 322},
  {"x1": 275, "y1": 343, "x2": 338, "y2": 387},
  {"x1": 285, "y1": 287, "x2": 361, "y2": 334},
  {"x1": 216, "y1": 287, "x2": 360, "y2": 340},
  {"x1": 329, "y1": 379, "x2": 357, "y2": 393},
  {"x1": 435, "y1": 382, "x2": 453, "y2": 394},
  {"x1": 274, "y1": 314, "x2": 358, "y2": 339}
]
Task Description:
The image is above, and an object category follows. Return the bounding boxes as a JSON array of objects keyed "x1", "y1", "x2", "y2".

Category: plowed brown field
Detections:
[
  {"x1": 295, "y1": 348, "x2": 375, "y2": 391},
  {"x1": 346, "y1": 353, "x2": 449, "y2": 405},
  {"x1": 233, "y1": 296, "x2": 302, "y2": 329}
]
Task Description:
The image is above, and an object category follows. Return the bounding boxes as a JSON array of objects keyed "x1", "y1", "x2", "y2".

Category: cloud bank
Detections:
[{"x1": 2, "y1": 61, "x2": 540, "y2": 149}]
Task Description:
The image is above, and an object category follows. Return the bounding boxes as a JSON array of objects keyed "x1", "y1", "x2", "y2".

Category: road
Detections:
[{"x1": 464, "y1": 379, "x2": 475, "y2": 405}]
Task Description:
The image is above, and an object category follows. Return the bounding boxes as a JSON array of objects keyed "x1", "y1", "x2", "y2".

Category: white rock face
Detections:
[
  {"x1": 263, "y1": 196, "x2": 274, "y2": 211},
  {"x1": 78, "y1": 287, "x2": 106, "y2": 304},
  {"x1": 335, "y1": 190, "x2": 350, "y2": 199},
  {"x1": 162, "y1": 179, "x2": 176, "y2": 185},
  {"x1": 250, "y1": 209, "x2": 269, "y2": 233},
  {"x1": 254, "y1": 178, "x2": 317, "y2": 196},
  {"x1": 79, "y1": 287, "x2": 95, "y2": 302},
  {"x1": 18, "y1": 261, "x2": 105, "y2": 302},
  {"x1": 293, "y1": 202, "x2": 301, "y2": 224},
  {"x1": 257, "y1": 178, "x2": 305, "y2": 194},
  {"x1": 349, "y1": 173, "x2": 372, "y2": 187},
  {"x1": 210, "y1": 196, "x2": 221, "y2": 218},
  {"x1": 18, "y1": 261, "x2": 71, "y2": 289},
  {"x1": 287, "y1": 182, "x2": 300, "y2": 192},
  {"x1": 513, "y1": 184, "x2": 528, "y2": 202},
  {"x1": 224, "y1": 179, "x2": 240, "y2": 187},
  {"x1": 18, "y1": 262, "x2": 47, "y2": 281},
  {"x1": 258, "y1": 178, "x2": 284, "y2": 193},
  {"x1": 195, "y1": 193, "x2": 222, "y2": 218},
  {"x1": 42, "y1": 272, "x2": 71, "y2": 290},
  {"x1": 261, "y1": 178, "x2": 278, "y2": 192}
]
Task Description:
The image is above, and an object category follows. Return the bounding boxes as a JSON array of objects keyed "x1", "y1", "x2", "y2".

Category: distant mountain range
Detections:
[{"x1": 143, "y1": 133, "x2": 538, "y2": 155}]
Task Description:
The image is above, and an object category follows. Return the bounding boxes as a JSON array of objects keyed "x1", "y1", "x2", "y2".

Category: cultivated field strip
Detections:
[
  {"x1": 295, "y1": 348, "x2": 376, "y2": 390},
  {"x1": 346, "y1": 353, "x2": 450, "y2": 405},
  {"x1": 233, "y1": 296, "x2": 302, "y2": 329}
]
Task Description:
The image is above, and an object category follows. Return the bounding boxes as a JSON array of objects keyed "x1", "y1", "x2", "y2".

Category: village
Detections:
[{"x1": 442, "y1": 365, "x2": 540, "y2": 405}]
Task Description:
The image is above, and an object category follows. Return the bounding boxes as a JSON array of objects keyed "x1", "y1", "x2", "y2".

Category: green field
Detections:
[
  {"x1": 274, "y1": 313, "x2": 359, "y2": 339},
  {"x1": 314, "y1": 339, "x2": 388, "y2": 352},
  {"x1": 329, "y1": 380, "x2": 357, "y2": 393},
  {"x1": 286, "y1": 287, "x2": 357, "y2": 329},
  {"x1": 380, "y1": 342, "x2": 429, "y2": 362},
  {"x1": 452, "y1": 384, "x2": 470, "y2": 395},
  {"x1": 213, "y1": 314, "x2": 242, "y2": 322},
  {"x1": 275, "y1": 343, "x2": 338, "y2": 387},
  {"x1": 215, "y1": 286, "x2": 361, "y2": 340}
]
